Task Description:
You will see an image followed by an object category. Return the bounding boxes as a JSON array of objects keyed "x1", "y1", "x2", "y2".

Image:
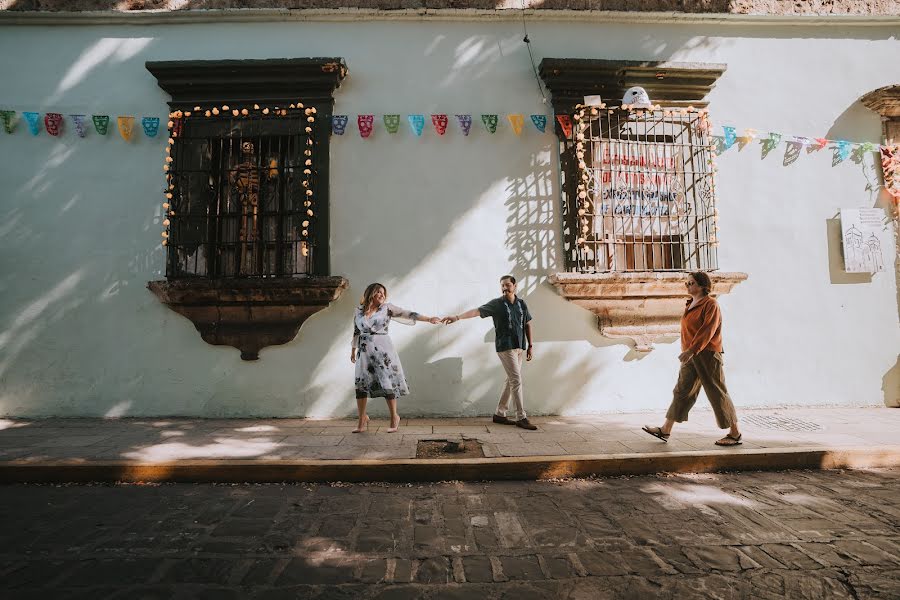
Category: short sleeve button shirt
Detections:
[{"x1": 478, "y1": 296, "x2": 533, "y2": 353}]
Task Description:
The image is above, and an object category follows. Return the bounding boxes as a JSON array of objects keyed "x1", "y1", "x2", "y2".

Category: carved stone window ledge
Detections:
[
  {"x1": 148, "y1": 277, "x2": 349, "y2": 360},
  {"x1": 547, "y1": 271, "x2": 748, "y2": 352}
]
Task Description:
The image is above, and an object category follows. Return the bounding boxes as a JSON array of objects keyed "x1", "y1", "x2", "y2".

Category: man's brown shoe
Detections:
[
  {"x1": 492, "y1": 414, "x2": 515, "y2": 425},
  {"x1": 516, "y1": 418, "x2": 538, "y2": 431}
]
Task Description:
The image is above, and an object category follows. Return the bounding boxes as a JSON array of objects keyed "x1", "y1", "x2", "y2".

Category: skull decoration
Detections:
[
  {"x1": 621, "y1": 86, "x2": 652, "y2": 108},
  {"x1": 241, "y1": 141, "x2": 254, "y2": 155}
]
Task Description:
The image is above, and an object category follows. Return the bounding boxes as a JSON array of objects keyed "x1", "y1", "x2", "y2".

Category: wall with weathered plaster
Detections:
[
  {"x1": 2, "y1": 1, "x2": 899, "y2": 15},
  {"x1": 0, "y1": 16, "x2": 897, "y2": 417}
]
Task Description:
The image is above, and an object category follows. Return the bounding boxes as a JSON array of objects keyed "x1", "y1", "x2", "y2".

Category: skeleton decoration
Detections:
[
  {"x1": 621, "y1": 86, "x2": 652, "y2": 108},
  {"x1": 230, "y1": 140, "x2": 278, "y2": 274}
]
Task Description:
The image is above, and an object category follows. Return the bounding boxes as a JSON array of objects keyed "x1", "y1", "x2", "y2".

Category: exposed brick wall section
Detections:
[{"x1": 2, "y1": 0, "x2": 899, "y2": 14}]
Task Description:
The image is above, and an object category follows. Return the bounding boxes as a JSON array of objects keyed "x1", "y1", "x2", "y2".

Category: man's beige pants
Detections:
[
  {"x1": 666, "y1": 350, "x2": 737, "y2": 429},
  {"x1": 496, "y1": 349, "x2": 526, "y2": 421}
]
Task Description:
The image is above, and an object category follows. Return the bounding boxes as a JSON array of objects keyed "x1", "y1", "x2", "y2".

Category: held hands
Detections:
[
  {"x1": 427, "y1": 317, "x2": 442, "y2": 325},
  {"x1": 441, "y1": 315, "x2": 459, "y2": 325}
]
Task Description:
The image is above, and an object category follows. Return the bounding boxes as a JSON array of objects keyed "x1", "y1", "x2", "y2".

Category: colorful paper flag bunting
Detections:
[
  {"x1": 70, "y1": 114, "x2": 87, "y2": 138},
  {"x1": 481, "y1": 114, "x2": 498, "y2": 134},
  {"x1": 408, "y1": 115, "x2": 425, "y2": 137},
  {"x1": 23, "y1": 112, "x2": 41, "y2": 135},
  {"x1": 836, "y1": 140, "x2": 852, "y2": 162},
  {"x1": 530, "y1": 114, "x2": 547, "y2": 133},
  {"x1": 722, "y1": 126, "x2": 736, "y2": 149},
  {"x1": 432, "y1": 114, "x2": 448, "y2": 136},
  {"x1": 92, "y1": 115, "x2": 110, "y2": 135},
  {"x1": 555, "y1": 115, "x2": 573, "y2": 138},
  {"x1": 358, "y1": 115, "x2": 374, "y2": 138},
  {"x1": 815, "y1": 137, "x2": 829, "y2": 148},
  {"x1": 860, "y1": 142, "x2": 876, "y2": 153},
  {"x1": 331, "y1": 115, "x2": 348, "y2": 135},
  {"x1": 0, "y1": 110, "x2": 17, "y2": 134},
  {"x1": 507, "y1": 114, "x2": 524, "y2": 136},
  {"x1": 383, "y1": 114, "x2": 400, "y2": 134},
  {"x1": 117, "y1": 116, "x2": 135, "y2": 141},
  {"x1": 456, "y1": 114, "x2": 472, "y2": 136},
  {"x1": 141, "y1": 117, "x2": 160, "y2": 138}
]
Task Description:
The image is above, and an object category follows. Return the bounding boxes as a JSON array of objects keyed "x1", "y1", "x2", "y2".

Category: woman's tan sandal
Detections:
[
  {"x1": 641, "y1": 425, "x2": 670, "y2": 442},
  {"x1": 715, "y1": 433, "x2": 742, "y2": 446}
]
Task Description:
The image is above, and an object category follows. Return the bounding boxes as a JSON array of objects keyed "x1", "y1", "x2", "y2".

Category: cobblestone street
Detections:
[{"x1": 2, "y1": 468, "x2": 899, "y2": 599}]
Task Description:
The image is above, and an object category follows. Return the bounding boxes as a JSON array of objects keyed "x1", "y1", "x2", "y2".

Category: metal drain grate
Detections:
[{"x1": 742, "y1": 414, "x2": 822, "y2": 432}]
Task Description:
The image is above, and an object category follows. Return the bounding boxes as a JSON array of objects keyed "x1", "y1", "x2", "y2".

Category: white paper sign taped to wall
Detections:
[{"x1": 840, "y1": 208, "x2": 887, "y2": 273}]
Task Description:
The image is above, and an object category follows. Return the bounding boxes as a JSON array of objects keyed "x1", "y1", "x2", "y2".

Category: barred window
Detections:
[
  {"x1": 569, "y1": 107, "x2": 718, "y2": 273},
  {"x1": 538, "y1": 58, "x2": 726, "y2": 274},
  {"x1": 166, "y1": 110, "x2": 318, "y2": 279}
]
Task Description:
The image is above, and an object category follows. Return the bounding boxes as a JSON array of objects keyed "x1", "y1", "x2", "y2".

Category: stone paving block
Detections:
[
  {"x1": 495, "y1": 443, "x2": 566, "y2": 457},
  {"x1": 664, "y1": 573, "x2": 747, "y2": 600},
  {"x1": 415, "y1": 556, "x2": 451, "y2": 584},
  {"x1": 391, "y1": 558, "x2": 413, "y2": 583},
  {"x1": 433, "y1": 426, "x2": 489, "y2": 434},
  {"x1": 318, "y1": 516, "x2": 355, "y2": 538},
  {"x1": 577, "y1": 550, "x2": 632, "y2": 576},
  {"x1": 539, "y1": 554, "x2": 575, "y2": 579},
  {"x1": 736, "y1": 545, "x2": 787, "y2": 569},
  {"x1": 848, "y1": 568, "x2": 900, "y2": 598},
  {"x1": 365, "y1": 445, "x2": 418, "y2": 459},
  {"x1": 831, "y1": 539, "x2": 900, "y2": 565},
  {"x1": 158, "y1": 558, "x2": 236, "y2": 584},
  {"x1": 431, "y1": 585, "x2": 495, "y2": 600},
  {"x1": 793, "y1": 542, "x2": 858, "y2": 568},
  {"x1": 369, "y1": 586, "x2": 425, "y2": 600},
  {"x1": 280, "y1": 435, "x2": 345, "y2": 446},
  {"x1": 494, "y1": 512, "x2": 531, "y2": 548},
  {"x1": 757, "y1": 544, "x2": 823, "y2": 571},
  {"x1": 461, "y1": 555, "x2": 494, "y2": 583},
  {"x1": 356, "y1": 527, "x2": 400, "y2": 553},
  {"x1": 211, "y1": 518, "x2": 273, "y2": 537},
  {"x1": 292, "y1": 446, "x2": 369, "y2": 459},
  {"x1": 238, "y1": 559, "x2": 281, "y2": 585},
  {"x1": 683, "y1": 545, "x2": 751, "y2": 572},
  {"x1": 415, "y1": 525, "x2": 443, "y2": 553},
  {"x1": 784, "y1": 571, "x2": 856, "y2": 599},
  {"x1": 337, "y1": 435, "x2": 408, "y2": 447},
  {"x1": 495, "y1": 581, "x2": 562, "y2": 600},
  {"x1": 558, "y1": 441, "x2": 634, "y2": 455},
  {"x1": 500, "y1": 555, "x2": 544, "y2": 580},
  {"x1": 748, "y1": 571, "x2": 788, "y2": 599},
  {"x1": 359, "y1": 558, "x2": 388, "y2": 583},
  {"x1": 276, "y1": 557, "x2": 355, "y2": 585}
]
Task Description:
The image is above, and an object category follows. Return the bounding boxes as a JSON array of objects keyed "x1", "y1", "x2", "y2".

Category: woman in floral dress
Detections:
[{"x1": 351, "y1": 283, "x2": 440, "y2": 433}]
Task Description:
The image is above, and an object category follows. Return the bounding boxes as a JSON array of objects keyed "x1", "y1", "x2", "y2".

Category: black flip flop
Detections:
[
  {"x1": 641, "y1": 425, "x2": 670, "y2": 442},
  {"x1": 715, "y1": 433, "x2": 743, "y2": 446}
]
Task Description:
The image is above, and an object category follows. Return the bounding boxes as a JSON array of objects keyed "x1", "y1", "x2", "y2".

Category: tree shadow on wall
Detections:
[{"x1": 503, "y1": 148, "x2": 618, "y2": 350}]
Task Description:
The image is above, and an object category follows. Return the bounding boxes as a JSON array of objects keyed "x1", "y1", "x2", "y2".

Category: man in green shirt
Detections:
[{"x1": 443, "y1": 275, "x2": 537, "y2": 430}]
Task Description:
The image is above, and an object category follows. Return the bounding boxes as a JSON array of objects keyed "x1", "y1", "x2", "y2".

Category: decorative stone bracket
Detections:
[
  {"x1": 148, "y1": 277, "x2": 349, "y2": 360},
  {"x1": 548, "y1": 271, "x2": 748, "y2": 352}
]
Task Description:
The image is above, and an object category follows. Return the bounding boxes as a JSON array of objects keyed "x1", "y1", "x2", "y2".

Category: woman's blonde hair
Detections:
[{"x1": 359, "y1": 282, "x2": 388, "y2": 309}]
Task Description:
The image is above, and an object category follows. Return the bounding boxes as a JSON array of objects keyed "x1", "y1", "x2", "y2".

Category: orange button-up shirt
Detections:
[{"x1": 681, "y1": 295, "x2": 724, "y2": 354}]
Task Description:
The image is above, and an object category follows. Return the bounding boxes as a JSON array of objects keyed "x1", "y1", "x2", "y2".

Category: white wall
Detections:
[{"x1": 0, "y1": 17, "x2": 897, "y2": 417}]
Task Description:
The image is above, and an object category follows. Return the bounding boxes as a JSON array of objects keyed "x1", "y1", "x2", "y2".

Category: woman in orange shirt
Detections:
[{"x1": 642, "y1": 271, "x2": 742, "y2": 446}]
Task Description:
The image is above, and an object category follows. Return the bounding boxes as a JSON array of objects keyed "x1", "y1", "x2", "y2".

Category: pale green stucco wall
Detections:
[{"x1": 0, "y1": 16, "x2": 898, "y2": 417}]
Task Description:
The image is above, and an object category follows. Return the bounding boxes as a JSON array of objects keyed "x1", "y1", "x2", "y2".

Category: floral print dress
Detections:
[{"x1": 353, "y1": 303, "x2": 419, "y2": 398}]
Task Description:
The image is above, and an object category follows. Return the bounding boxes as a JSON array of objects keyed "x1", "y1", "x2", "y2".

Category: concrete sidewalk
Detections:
[{"x1": 1, "y1": 406, "x2": 899, "y2": 482}]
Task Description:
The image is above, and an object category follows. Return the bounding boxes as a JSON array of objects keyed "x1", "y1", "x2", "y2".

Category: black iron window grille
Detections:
[
  {"x1": 563, "y1": 106, "x2": 719, "y2": 273},
  {"x1": 164, "y1": 107, "x2": 318, "y2": 279}
]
